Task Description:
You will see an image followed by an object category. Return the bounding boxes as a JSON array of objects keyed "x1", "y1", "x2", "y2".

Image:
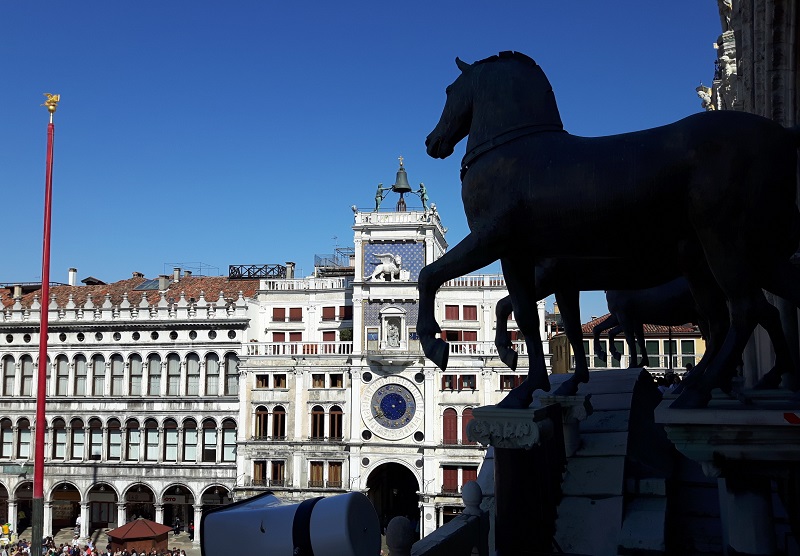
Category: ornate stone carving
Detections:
[{"x1": 466, "y1": 407, "x2": 552, "y2": 450}]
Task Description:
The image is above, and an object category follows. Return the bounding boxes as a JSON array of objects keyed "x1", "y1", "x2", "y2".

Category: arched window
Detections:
[
  {"x1": 88, "y1": 418, "x2": 103, "y2": 460},
  {"x1": 163, "y1": 419, "x2": 178, "y2": 462},
  {"x1": 443, "y1": 408, "x2": 458, "y2": 445},
  {"x1": 272, "y1": 406, "x2": 286, "y2": 439},
  {"x1": 147, "y1": 354, "x2": 161, "y2": 395},
  {"x1": 202, "y1": 419, "x2": 217, "y2": 462},
  {"x1": 462, "y1": 408, "x2": 475, "y2": 445},
  {"x1": 254, "y1": 406, "x2": 268, "y2": 438},
  {"x1": 129, "y1": 354, "x2": 143, "y2": 396},
  {"x1": 144, "y1": 419, "x2": 159, "y2": 461},
  {"x1": 1, "y1": 356, "x2": 14, "y2": 396},
  {"x1": 110, "y1": 355, "x2": 124, "y2": 396},
  {"x1": 126, "y1": 419, "x2": 140, "y2": 461},
  {"x1": 186, "y1": 353, "x2": 200, "y2": 396},
  {"x1": 55, "y1": 355, "x2": 69, "y2": 396},
  {"x1": 20, "y1": 356, "x2": 33, "y2": 396},
  {"x1": 51, "y1": 418, "x2": 66, "y2": 460},
  {"x1": 70, "y1": 418, "x2": 85, "y2": 460},
  {"x1": 91, "y1": 355, "x2": 105, "y2": 396},
  {"x1": 329, "y1": 406, "x2": 343, "y2": 440},
  {"x1": 224, "y1": 354, "x2": 239, "y2": 395},
  {"x1": 205, "y1": 353, "x2": 219, "y2": 396},
  {"x1": 0, "y1": 418, "x2": 12, "y2": 458},
  {"x1": 222, "y1": 419, "x2": 236, "y2": 462},
  {"x1": 107, "y1": 419, "x2": 121, "y2": 461},
  {"x1": 183, "y1": 419, "x2": 197, "y2": 462},
  {"x1": 310, "y1": 406, "x2": 324, "y2": 440},
  {"x1": 166, "y1": 353, "x2": 180, "y2": 396},
  {"x1": 74, "y1": 355, "x2": 87, "y2": 396},
  {"x1": 17, "y1": 418, "x2": 31, "y2": 459}
]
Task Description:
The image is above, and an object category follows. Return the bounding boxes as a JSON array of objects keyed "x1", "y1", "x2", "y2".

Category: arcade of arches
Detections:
[{"x1": 0, "y1": 481, "x2": 231, "y2": 541}]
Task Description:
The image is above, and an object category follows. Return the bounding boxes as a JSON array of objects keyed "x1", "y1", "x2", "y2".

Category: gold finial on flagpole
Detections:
[{"x1": 42, "y1": 93, "x2": 60, "y2": 122}]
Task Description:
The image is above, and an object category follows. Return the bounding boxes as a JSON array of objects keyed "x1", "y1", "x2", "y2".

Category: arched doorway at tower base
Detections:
[{"x1": 366, "y1": 462, "x2": 420, "y2": 535}]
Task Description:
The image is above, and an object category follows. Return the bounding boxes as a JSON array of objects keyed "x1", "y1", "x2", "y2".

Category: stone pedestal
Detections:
[
  {"x1": 467, "y1": 404, "x2": 564, "y2": 555},
  {"x1": 536, "y1": 394, "x2": 593, "y2": 457},
  {"x1": 656, "y1": 392, "x2": 800, "y2": 555}
]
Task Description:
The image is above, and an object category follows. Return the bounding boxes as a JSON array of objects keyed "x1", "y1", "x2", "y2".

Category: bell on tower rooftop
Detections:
[
  {"x1": 392, "y1": 157, "x2": 413, "y2": 195},
  {"x1": 392, "y1": 156, "x2": 412, "y2": 211}
]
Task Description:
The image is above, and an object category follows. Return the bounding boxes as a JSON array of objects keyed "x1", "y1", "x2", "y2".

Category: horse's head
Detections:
[
  {"x1": 425, "y1": 57, "x2": 475, "y2": 159},
  {"x1": 426, "y1": 52, "x2": 563, "y2": 161}
]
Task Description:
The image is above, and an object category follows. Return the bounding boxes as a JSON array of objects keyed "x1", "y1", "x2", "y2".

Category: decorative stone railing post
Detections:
[{"x1": 467, "y1": 403, "x2": 564, "y2": 555}]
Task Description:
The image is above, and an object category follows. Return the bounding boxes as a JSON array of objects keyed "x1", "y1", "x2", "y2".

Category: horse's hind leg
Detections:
[
  {"x1": 673, "y1": 286, "x2": 764, "y2": 409},
  {"x1": 494, "y1": 296, "x2": 518, "y2": 370},
  {"x1": 497, "y1": 256, "x2": 550, "y2": 408},
  {"x1": 761, "y1": 258, "x2": 800, "y2": 389},
  {"x1": 553, "y1": 288, "x2": 590, "y2": 395},
  {"x1": 593, "y1": 315, "x2": 619, "y2": 360},
  {"x1": 636, "y1": 323, "x2": 649, "y2": 367},
  {"x1": 418, "y1": 232, "x2": 501, "y2": 370}
]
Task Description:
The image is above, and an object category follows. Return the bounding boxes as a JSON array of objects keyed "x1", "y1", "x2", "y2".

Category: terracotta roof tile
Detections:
[
  {"x1": 578, "y1": 313, "x2": 699, "y2": 336},
  {"x1": 1, "y1": 276, "x2": 260, "y2": 310}
]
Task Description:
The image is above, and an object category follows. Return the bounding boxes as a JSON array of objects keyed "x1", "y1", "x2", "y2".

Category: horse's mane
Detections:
[{"x1": 474, "y1": 51, "x2": 538, "y2": 68}]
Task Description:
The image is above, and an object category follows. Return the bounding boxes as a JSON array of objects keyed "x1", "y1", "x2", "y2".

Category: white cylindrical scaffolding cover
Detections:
[{"x1": 201, "y1": 491, "x2": 380, "y2": 556}]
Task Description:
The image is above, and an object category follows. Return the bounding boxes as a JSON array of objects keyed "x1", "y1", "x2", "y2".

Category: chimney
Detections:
[
  {"x1": 173, "y1": 267, "x2": 181, "y2": 282},
  {"x1": 184, "y1": 270, "x2": 192, "y2": 278},
  {"x1": 68, "y1": 268, "x2": 77, "y2": 286},
  {"x1": 286, "y1": 262, "x2": 295, "y2": 279},
  {"x1": 132, "y1": 272, "x2": 144, "y2": 278},
  {"x1": 158, "y1": 275, "x2": 170, "y2": 291},
  {"x1": 13, "y1": 285, "x2": 22, "y2": 299}
]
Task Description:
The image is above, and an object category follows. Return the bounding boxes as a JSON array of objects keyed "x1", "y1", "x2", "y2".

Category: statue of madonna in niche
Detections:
[{"x1": 386, "y1": 318, "x2": 401, "y2": 348}]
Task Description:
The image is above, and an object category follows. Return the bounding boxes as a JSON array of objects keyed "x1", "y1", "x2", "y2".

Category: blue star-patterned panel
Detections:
[
  {"x1": 364, "y1": 302, "x2": 419, "y2": 327},
  {"x1": 363, "y1": 242, "x2": 425, "y2": 281}
]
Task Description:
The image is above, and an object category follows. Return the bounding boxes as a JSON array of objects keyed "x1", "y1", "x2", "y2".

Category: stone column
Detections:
[
  {"x1": 79, "y1": 502, "x2": 89, "y2": 539},
  {"x1": 420, "y1": 501, "x2": 436, "y2": 537},
  {"x1": 43, "y1": 502, "x2": 53, "y2": 538},
  {"x1": 8, "y1": 501, "x2": 16, "y2": 540},
  {"x1": 467, "y1": 404, "x2": 562, "y2": 555},
  {"x1": 192, "y1": 505, "x2": 203, "y2": 546},
  {"x1": 154, "y1": 504, "x2": 164, "y2": 525},
  {"x1": 116, "y1": 503, "x2": 126, "y2": 528}
]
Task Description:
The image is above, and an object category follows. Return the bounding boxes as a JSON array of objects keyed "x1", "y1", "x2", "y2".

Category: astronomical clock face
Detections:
[{"x1": 361, "y1": 377, "x2": 424, "y2": 440}]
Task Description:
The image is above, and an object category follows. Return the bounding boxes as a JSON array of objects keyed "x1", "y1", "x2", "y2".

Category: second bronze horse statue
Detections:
[{"x1": 421, "y1": 51, "x2": 800, "y2": 409}]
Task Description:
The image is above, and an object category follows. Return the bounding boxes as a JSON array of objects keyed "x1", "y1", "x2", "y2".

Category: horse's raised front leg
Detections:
[
  {"x1": 418, "y1": 232, "x2": 501, "y2": 370},
  {"x1": 553, "y1": 288, "x2": 589, "y2": 395},
  {"x1": 496, "y1": 256, "x2": 550, "y2": 408},
  {"x1": 494, "y1": 295, "x2": 518, "y2": 370}
]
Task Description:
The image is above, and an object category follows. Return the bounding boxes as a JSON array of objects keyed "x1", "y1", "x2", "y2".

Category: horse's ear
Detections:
[{"x1": 455, "y1": 57, "x2": 471, "y2": 72}]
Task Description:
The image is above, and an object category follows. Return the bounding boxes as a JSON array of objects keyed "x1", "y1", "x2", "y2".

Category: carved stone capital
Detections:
[
  {"x1": 467, "y1": 406, "x2": 553, "y2": 450},
  {"x1": 537, "y1": 394, "x2": 593, "y2": 423}
]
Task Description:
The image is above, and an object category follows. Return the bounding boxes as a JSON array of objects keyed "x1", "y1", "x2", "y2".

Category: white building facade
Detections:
[{"x1": 0, "y1": 163, "x2": 549, "y2": 541}]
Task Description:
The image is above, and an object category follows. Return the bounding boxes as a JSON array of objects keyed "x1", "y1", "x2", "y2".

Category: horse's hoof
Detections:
[
  {"x1": 499, "y1": 348, "x2": 518, "y2": 371},
  {"x1": 422, "y1": 338, "x2": 450, "y2": 370},
  {"x1": 670, "y1": 387, "x2": 712, "y2": 409},
  {"x1": 754, "y1": 372, "x2": 781, "y2": 390},
  {"x1": 497, "y1": 386, "x2": 533, "y2": 409},
  {"x1": 553, "y1": 378, "x2": 579, "y2": 396}
]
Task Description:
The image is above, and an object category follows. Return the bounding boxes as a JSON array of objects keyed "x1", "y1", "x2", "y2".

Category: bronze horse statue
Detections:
[
  {"x1": 421, "y1": 51, "x2": 800, "y2": 408},
  {"x1": 595, "y1": 278, "x2": 702, "y2": 368}
]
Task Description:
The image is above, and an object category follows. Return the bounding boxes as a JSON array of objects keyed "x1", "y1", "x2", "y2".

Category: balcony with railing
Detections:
[
  {"x1": 440, "y1": 274, "x2": 506, "y2": 289},
  {"x1": 245, "y1": 341, "x2": 354, "y2": 356},
  {"x1": 261, "y1": 277, "x2": 352, "y2": 291}
]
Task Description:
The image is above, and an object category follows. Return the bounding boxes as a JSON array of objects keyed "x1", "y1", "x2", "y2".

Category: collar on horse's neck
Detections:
[{"x1": 460, "y1": 122, "x2": 565, "y2": 180}]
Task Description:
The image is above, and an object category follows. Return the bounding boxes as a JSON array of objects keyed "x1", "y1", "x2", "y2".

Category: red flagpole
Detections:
[{"x1": 33, "y1": 93, "x2": 59, "y2": 551}]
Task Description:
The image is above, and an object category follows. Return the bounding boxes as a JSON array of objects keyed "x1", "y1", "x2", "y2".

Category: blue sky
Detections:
[{"x1": 1, "y1": 1, "x2": 721, "y2": 321}]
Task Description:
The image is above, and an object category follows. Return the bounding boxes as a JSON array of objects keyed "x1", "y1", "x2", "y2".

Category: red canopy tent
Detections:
[{"x1": 106, "y1": 519, "x2": 173, "y2": 553}]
